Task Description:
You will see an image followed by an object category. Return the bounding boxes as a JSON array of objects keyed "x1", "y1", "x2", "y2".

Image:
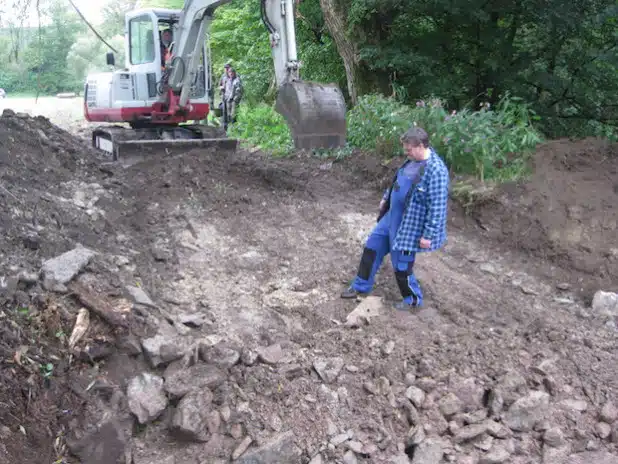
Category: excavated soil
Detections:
[
  {"x1": 462, "y1": 138, "x2": 618, "y2": 300},
  {"x1": 0, "y1": 108, "x2": 617, "y2": 464}
]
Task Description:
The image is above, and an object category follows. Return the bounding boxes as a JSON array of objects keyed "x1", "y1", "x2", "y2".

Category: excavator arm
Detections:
[{"x1": 166, "y1": 0, "x2": 347, "y2": 149}]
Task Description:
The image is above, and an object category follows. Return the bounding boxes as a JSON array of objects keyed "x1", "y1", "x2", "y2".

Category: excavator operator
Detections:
[{"x1": 160, "y1": 28, "x2": 173, "y2": 69}]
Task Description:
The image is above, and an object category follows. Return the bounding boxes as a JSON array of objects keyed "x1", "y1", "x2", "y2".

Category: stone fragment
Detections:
[
  {"x1": 241, "y1": 348, "x2": 258, "y2": 366},
  {"x1": 544, "y1": 427, "x2": 565, "y2": 447},
  {"x1": 439, "y1": 393, "x2": 463, "y2": 418},
  {"x1": 561, "y1": 399, "x2": 588, "y2": 412},
  {"x1": 125, "y1": 285, "x2": 155, "y2": 307},
  {"x1": 232, "y1": 436, "x2": 253, "y2": 460},
  {"x1": 343, "y1": 450, "x2": 358, "y2": 464},
  {"x1": 382, "y1": 340, "x2": 395, "y2": 355},
  {"x1": 453, "y1": 423, "x2": 487, "y2": 443},
  {"x1": 200, "y1": 344, "x2": 240, "y2": 369},
  {"x1": 591, "y1": 291, "x2": 618, "y2": 317},
  {"x1": 595, "y1": 422, "x2": 612, "y2": 440}
]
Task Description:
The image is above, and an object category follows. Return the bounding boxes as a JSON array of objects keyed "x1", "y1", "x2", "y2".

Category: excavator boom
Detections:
[{"x1": 84, "y1": 0, "x2": 347, "y2": 159}]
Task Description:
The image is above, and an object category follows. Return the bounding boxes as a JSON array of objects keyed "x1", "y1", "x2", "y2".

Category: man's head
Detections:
[
  {"x1": 224, "y1": 63, "x2": 231, "y2": 72},
  {"x1": 401, "y1": 126, "x2": 430, "y2": 161},
  {"x1": 161, "y1": 29, "x2": 172, "y2": 47},
  {"x1": 227, "y1": 67, "x2": 236, "y2": 78}
]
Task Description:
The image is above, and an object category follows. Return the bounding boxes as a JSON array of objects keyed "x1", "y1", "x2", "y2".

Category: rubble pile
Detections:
[{"x1": 0, "y1": 112, "x2": 616, "y2": 464}]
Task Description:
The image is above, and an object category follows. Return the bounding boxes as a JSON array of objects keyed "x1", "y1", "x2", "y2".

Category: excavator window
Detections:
[{"x1": 129, "y1": 15, "x2": 155, "y2": 65}]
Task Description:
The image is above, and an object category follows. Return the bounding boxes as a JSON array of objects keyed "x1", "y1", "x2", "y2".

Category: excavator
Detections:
[{"x1": 83, "y1": 0, "x2": 347, "y2": 160}]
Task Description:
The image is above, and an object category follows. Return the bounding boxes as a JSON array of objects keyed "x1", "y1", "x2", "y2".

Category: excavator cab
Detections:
[{"x1": 84, "y1": 0, "x2": 347, "y2": 160}]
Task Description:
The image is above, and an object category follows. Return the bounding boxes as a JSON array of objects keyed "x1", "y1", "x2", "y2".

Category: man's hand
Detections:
[{"x1": 419, "y1": 237, "x2": 431, "y2": 249}]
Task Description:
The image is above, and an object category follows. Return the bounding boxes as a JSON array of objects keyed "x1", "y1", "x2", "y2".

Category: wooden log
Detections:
[{"x1": 69, "y1": 282, "x2": 130, "y2": 328}]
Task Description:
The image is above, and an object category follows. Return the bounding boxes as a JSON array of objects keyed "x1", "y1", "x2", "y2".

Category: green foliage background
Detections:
[{"x1": 1, "y1": 0, "x2": 616, "y2": 181}]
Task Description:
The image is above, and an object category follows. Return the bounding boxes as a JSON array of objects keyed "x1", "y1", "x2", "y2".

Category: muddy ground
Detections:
[{"x1": 0, "y1": 105, "x2": 617, "y2": 464}]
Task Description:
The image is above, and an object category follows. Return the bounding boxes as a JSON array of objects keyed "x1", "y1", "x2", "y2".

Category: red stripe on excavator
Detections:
[{"x1": 85, "y1": 104, "x2": 210, "y2": 123}]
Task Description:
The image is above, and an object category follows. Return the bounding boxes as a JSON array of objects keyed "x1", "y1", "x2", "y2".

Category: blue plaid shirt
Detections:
[{"x1": 391, "y1": 149, "x2": 450, "y2": 253}]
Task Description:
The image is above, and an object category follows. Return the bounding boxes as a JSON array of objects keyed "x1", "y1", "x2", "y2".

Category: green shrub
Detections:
[
  {"x1": 347, "y1": 93, "x2": 544, "y2": 181},
  {"x1": 227, "y1": 103, "x2": 293, "y2": 156},
  {"x1": 347, "y1": 94, "x2": 411, "y2": 158}
]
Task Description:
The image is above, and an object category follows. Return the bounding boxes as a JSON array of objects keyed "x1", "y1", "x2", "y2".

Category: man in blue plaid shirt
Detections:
[{"x1": 341, "y1": 126, "x2": 450, "y2": 310}]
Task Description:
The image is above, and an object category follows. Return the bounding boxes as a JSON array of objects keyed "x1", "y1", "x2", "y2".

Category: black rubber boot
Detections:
[{"x1": 341, "y1": 286, "x2": 361, "y2": 299}]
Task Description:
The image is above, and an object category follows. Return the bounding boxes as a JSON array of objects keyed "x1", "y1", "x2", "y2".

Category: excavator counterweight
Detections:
[{"x1": 83, "y1": 0, "x2": 347, "y2": 159}]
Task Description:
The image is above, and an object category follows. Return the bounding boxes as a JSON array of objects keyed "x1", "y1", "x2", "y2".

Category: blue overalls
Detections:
[{"x1": 351, "y1": 161, "x2": 425, "y2": 306}]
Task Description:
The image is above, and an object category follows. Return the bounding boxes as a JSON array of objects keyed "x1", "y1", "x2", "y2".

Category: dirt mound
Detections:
[
  {"x1": 468, "y1": 137, "x2": 618, "y2": 298},
  {"x1": 0, "y1": 111, "x2": 106, "y2": 464}
]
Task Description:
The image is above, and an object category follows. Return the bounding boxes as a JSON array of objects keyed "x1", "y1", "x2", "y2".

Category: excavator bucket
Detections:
[
  {"x1": 91, "y1": 125, "x2": 238, "y2": 162},
  {"x1": 275, "y1": 81, "x2": 347, "y2": 150}
]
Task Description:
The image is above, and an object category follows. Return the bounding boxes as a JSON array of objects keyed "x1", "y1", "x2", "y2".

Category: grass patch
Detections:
[{"x1": 226, "y1": 103, "x2": 293, "y2": 157}]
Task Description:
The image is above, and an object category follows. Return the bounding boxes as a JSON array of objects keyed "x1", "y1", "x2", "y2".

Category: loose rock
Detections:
[
  {"x1": 200, "y1": 344, "x2": 241, "y2": 369},
  {"x1": 234, "y1": 431, "x2": 302, "y2": 463},
  {"x1": 141, "y1": 333, "x2": 185, "y2": 368},
  {"x1": 313, "y1": 357, "x2": 344, "y2": 384},
  {"x1": 504, "y1": 390, "x2": 550, "y2": 432},
  {"x1": 256, "y1": 344, "x2": 284, "y2": 365},
  {"x1": 41, "y1": 246, "x2": 96, "y2": 284},
  {"x1": 595, "y1": 422, "x2": 611, "y2": 440},
  {"x1": 343, "y1": 450, "x2": 358, "y2": 464},
  {"x1": 164, "y1": 364, "x2": 226, "y2": 399},
  {"x1": 410, "y1": 438, "x2": 444, "y2": 464},
  {"x1": 479, "y1": 445, "x2": 510, "y2": 464},
  {"x1": 453, "y1": 423, "x2": 487, "y2": 443},
  {"x1": 232, "y1": 436, "x2": 253, "y2": 460},
  {"x1": 170, "y1": 389, "x2": 214, "y2": 442},
  {"x1": 544, "y1": 427, "x2": 565, "y2": 448},
  {"x1": 599, "y1": 401, "x2": 617, "y2": 423},
  {"x1": 406, "y1": 386, "x2": 425, "y2": 409},
  {"x1": 439, "y1": 392, "x2": 463, "y2": 418},
  {"x1": 127, "y1": 373, "x2": 168, "y2": 424},
  {"x1": 125, "y1": 285, "x2": 155, "y2": 307}
]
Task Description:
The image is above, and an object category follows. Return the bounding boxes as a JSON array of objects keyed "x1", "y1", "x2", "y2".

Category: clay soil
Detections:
[{"x1": 0, "y1": 107, "x2": 616, "y2": 464}]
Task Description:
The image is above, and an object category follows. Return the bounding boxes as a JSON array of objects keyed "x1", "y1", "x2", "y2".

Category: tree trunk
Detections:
[{"x1": 319, "y1": 0, "x2": 361, "y2": 104}]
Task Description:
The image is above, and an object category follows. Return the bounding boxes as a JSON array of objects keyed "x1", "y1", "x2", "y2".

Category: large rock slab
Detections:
[
  {"x1": 41, "y1": 246, "x2": 96, "y2": 284},
  {"x1": 344, "y1": 296, "x2": 384, "y2": 327}
]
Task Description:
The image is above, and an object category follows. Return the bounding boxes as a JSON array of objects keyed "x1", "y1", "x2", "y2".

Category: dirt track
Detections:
[{"x1": 0, "y1": 102, "x2": 617, "y2": 464}]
